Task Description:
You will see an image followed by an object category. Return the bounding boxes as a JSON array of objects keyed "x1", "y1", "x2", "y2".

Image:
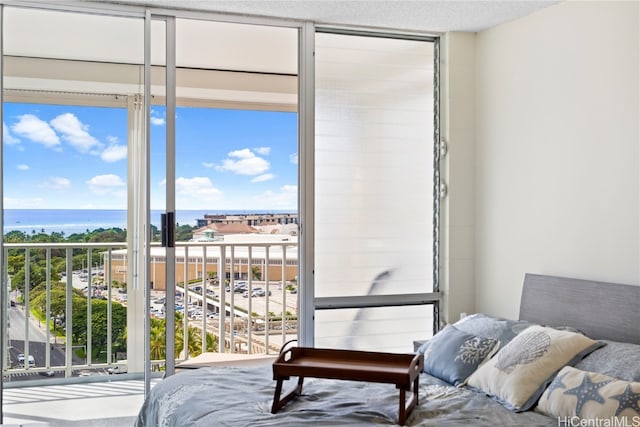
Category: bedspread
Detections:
[{"x1": 135, "y1": 364, "x2": 557, "y2": 426}]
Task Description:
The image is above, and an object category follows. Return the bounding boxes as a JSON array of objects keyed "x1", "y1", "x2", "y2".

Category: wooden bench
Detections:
[{"x1": 271, "y1": 346, "x2": 424, "y2": 426}]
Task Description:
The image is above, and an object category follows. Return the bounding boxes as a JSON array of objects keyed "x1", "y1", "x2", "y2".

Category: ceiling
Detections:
[
  {"x1": 106, "y1": 0, "x2": 561, "y2": 33},
  {"x1": 3, "y1": 0, "x2": 560, "y2": 109},
  {"x1": 3, "y1": 6, "x2": 298, "y2": 109}
]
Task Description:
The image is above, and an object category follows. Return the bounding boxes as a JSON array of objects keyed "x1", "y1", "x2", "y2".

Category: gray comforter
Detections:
[{"x1": 135, "y1": 364, "x2": 556, "y2": 426}]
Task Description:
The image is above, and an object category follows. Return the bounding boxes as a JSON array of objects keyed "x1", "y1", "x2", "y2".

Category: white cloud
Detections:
[
  {"x1": 254, "y1": 147, "x2": 271, "y2": 155},
  {"x1": 50, "y1": 113, "x2": 102, "y2": 153},
  {"x1": 252, "y1": 184, "x2": 297, "y2": 209},
  {"x1": 86, "y1": 174, "x2": 126, "y2": 195},
  {"x1": 217, "y1": 148, "x2": 270, "y2": 176},
  {"x1": 151, "y1": 116, "x2": 165, "y2": 126},
  {"x1": 11, "y1": 114, "x2": 60, "y2": 148},
  {"x1": 3, "y1": 122, "x2": 20, "y2": 145},
  {"x1": 175, "y1": 177, "x2": 223, "y2": 201},
  {"x1": 251, "y1": 173, "x2": 275, "y2": 183},
  {"x1": 289, "y1": 153, "x2": 298, "y2": 165},
  {"x1": 151, "y1": 110, "x2": 165, "y2": 126},
  {"x1": 40, "y1": 176, "x2": 71, "y2": 191},
  {"x1": 101, "y1": 144, "x2": 128, "y2": 162},
  {"x1": 4, "y1": 197, "x2": 45, "y2": 209},
  {"x1": 202, "y1": 161, "x2": 215, "y2": 168},
  {"x1": 17, "y1": 164, "x2": 30, "y2": 171}
]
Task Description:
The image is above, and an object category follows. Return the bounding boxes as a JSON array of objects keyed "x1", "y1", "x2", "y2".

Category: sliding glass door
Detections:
[
  {"x1": 0, "y1": 2, "x2": 148, "y2": 419},
  {"x1": 150, "y1": 16, "x2": 300, "y2": 375}
]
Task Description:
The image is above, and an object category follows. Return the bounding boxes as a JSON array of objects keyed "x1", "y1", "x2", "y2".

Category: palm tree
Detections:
[
  {"x1": 174, "y1": 316, "x2": 202, "y2": 358},
  {"x1": 184, "y1": 325, "x2": 202, "y2": 357},
  {"x1": 205, "y1": 332, "x2": 217, "y2": 352},
  {"x1": 149, "y1": 318, "x2": 166, "y2": 363}
]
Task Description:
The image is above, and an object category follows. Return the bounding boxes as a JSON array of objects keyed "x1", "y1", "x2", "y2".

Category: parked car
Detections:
[
  {"x1": 107, "y1": 365, "x2": 128, "y2": 374},
  {"x1": 251, "y1": 289, "x2": 271, "y2": 297},
  {"x1": 224, "y1": 282, "x2": 247, "y2": 293},
  {"x1": 226, "y1": 282, "x2": 248, "y2": 293},
  {"x1": 18, "y1": 354, "x2": 35, "y2": 367},
  {"x1": 242, "y1": 287, "x2": 262, "y2": 298}
]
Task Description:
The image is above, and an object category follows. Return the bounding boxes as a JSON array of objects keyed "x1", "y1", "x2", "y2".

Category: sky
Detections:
[{"x1": 3, "y1": 103, "x2": 298, "y2": 211}]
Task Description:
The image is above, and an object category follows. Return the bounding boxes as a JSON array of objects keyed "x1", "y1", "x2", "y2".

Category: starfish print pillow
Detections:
[{"x1": 537, "y1": 366, "x2": 640, "y2": 421}]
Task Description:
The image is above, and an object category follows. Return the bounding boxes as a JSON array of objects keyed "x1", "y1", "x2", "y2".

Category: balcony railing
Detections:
[{"x1": 2, "y1": 239, "x2": 298, "y2": 385}]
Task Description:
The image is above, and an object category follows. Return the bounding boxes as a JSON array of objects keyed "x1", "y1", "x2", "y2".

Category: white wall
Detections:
[
  {"x1": 441, "y1": 32, "x2": 477, "y2": 324},
  {"x1": 474, "y1": 0, "x2": 639, "y2": 318}
]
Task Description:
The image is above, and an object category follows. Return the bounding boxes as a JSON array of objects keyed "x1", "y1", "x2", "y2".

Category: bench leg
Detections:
[
  {"x1": 271, "y1": 376, "x2": 304, "y2": 414},
  {"x1": 397, "y1": 377, "x2": 420, "y2": 426},
  {"x1": 399, "y1": 388, "x2": 407, "y2": 426}
]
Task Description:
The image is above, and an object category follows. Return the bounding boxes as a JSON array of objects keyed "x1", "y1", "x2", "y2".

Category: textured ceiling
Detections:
[{"x1": 107, "y1": 0, "x2": 561, "y2": 33}]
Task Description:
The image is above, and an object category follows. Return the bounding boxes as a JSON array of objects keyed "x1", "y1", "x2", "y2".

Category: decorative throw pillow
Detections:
[
  {"x1": 466, "y1": 325, "x2": 605, "y2": 412},
  {"x1": 537, "y1": 366, "x2": 640, "y2": 421},
  {"x1": 418, "y1": 324, "x2": 499, "y2": 386},
  {"x1": 574, "y1": 340, "x2": 640, "y2": 382},
  {"x1": 453, "y1": 313, "x2": 534, "y2": 349}
]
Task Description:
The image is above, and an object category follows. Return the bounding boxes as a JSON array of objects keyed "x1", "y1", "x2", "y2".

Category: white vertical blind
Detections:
[{"x1": 314, "y1": 31, "x2": 435, "y2": 352}]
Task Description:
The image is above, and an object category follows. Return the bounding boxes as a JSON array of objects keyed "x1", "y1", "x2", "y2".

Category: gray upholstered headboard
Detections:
[{"x1": 519, "y1": 273, "x2": 640, "y2": 345}]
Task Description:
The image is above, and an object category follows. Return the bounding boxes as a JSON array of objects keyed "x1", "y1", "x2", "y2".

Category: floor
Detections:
[
  {"x1": 1, "y1": 378, "x2": 160, "y2": 427},
  {"x1": 1, "y1": 353, "x2": 275, "y2": 426}
]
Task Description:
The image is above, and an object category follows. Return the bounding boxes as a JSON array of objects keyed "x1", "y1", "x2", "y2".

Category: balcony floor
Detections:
[{"x1": 2, "y1": 378, "x2": 160, "y2": 426}]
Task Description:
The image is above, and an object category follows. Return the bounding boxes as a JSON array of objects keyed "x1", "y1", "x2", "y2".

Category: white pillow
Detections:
[{"x1": 466, "y1": 325, "x2": 604, "y2": 411}]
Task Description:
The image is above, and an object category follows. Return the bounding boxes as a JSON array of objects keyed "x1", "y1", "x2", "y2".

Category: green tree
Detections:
[
  {"x1": 149, "y1": 317, "x2": 166, "y2": 363},
  {"x1": 30, "y1": 282, "x2": 85, "y2": 319},
  {"x1": 7, "y1": 253, "x2": 25, "y2": 276},
  {"x1": 175, "y1": 224, "x2": 195, "y2": 242},
  {"x1": 150, "y1": 224, "x2": 161, "y2": 242},
  {"x1": 205, "y1": 331, "x2": 218, "y2": 352},
  {"x1": 4, "y1": 230, "x2": 28, "y2": 243},
  {"x1": 12, "y1": 262, "x2": 50, "y2": 292},
  {"x1": 251, "y1": 266, "x2": 262, "y2": 280},
  {"x1": 88, "y1": 228, "x2": 126, "y2": 242},
  {"x1": 71, "y1": 299, "x2": 127, "y2": 361}
]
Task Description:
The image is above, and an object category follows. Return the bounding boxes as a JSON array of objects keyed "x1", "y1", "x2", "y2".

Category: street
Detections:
[{"x1": 7, "y1": 305, "x2": 68, "y2": 379}]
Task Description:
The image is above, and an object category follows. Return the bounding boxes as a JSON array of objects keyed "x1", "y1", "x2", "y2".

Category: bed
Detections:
[{"x1": 135, "y1": 273, "x2": 640, "y2": 426}]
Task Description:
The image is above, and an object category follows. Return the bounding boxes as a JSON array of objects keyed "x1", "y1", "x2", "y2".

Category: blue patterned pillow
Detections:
[
  {"x1": 418, "y1": 324, "x2": 499, "y2": 386},
  {"x1": 453, "y1": 313, "x2": 534, "y2": 349}
]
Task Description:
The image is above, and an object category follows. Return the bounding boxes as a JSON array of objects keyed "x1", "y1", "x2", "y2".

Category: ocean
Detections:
[{"x1": 3, "y1": 209, "x2": 292, "y2": 236}]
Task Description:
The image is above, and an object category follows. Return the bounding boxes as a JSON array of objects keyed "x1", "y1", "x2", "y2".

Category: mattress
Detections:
[{"x1": 135, "y1": 363, "x2": 556, "y2": 426}]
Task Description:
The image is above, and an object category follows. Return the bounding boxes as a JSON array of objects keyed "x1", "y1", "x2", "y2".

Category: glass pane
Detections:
[
  {"x1": 2, "y1": 7, "x2": 142, "y2": 380},
  {"x1": 315, "y1": 33, "x2": 435, "y2": 298},
  {"x1": 146, "y1": 18, "x2": 299, "y2": 361},
  {"x1": 315, "y1": 305, "x2": 434, "y2": 353},
  {"x1": 314, "y1": 32, "x2": 435, "y2": 351}
]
